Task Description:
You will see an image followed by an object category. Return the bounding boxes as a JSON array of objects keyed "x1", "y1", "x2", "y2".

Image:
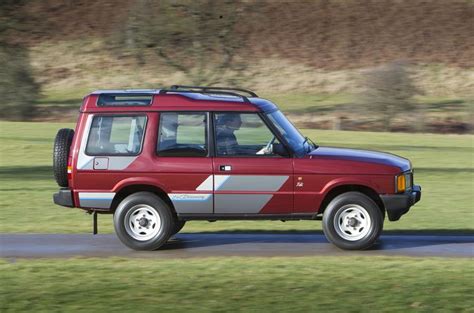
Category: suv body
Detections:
[{"x1": 53, "y1": 86, "x2": 421, "y2": 250}]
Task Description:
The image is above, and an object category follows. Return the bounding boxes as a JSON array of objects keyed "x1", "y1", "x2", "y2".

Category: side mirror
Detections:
[{"x1": 272, "y1": 143, "x2": 289, "y2": 157}]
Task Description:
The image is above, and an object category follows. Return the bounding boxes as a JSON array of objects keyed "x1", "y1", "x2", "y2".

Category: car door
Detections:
[
  {"x1": 212, "y1": 112, "x2": 294, "y2": 214},
  {"x1": 154, "y1": 112, "x2": 214, "y2": 214}
]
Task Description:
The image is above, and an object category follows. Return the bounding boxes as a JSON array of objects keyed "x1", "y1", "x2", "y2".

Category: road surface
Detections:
[{"x1": 1, "y1": 233, "x2": 473, "y2": 259}]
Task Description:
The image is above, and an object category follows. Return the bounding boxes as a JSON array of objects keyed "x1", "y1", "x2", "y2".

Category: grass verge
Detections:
[{"x1": 1, "y1": 256, "x2": 473, "y2": 313}]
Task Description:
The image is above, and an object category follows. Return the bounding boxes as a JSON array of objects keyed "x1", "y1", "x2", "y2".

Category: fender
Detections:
[
  {"x1": 320, "y1": 176, "x2": 381, "y2": 198},
  {"x1": 112, "y1": 177, "x2": 170, "y2": 194}
]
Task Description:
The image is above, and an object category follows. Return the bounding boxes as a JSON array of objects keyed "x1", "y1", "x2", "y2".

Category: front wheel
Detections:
[
  {"x1": 322, "y1": 192, "x2": 383, "y2": 250},
  {"x1": 172, "y1": 220, "x2": 186, "y2": 236},
  {"x1": 114, "y1": 192, "x2": 174, "y2": 250}
]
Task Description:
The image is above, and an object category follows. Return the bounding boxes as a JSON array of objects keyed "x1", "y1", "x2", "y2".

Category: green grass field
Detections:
[
  {"x1": 0, "y1": 121, "x2": 472, "y2": 233},
  {"x1": 1, "y1": 121, "x2": 473, "y2": 313},
  {"x1": 1, "y1": 257, "x2": 473, "y2": 312}
]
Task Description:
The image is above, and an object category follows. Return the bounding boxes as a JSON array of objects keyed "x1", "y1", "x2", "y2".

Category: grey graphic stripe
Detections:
[
  {"x1": 196, "y1": 176, "x2": 213, "y2": 191},
  {"x1": 78, "y1": 192, "x2": 115, "y2": 209},
  {"x1": 170, "y1": 175, "x2": 289, "y2": 214},
  {"x1": 169, "y1": 193, "x2": 213, "y2": 214},
  {"x1": 214, "y1": 194, "x2": 273, "y2": 213},
  {"x1": 77, "y1": 115, "x2": 94, "y2": 170},
  {"x1": 215, "y1": 175, "x2": 288, "y2": 192}
]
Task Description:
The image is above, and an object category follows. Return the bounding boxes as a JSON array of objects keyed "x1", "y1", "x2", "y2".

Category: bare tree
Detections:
[
  {"x1": 356, "y1": 61, "x2": 420, "y2": 131},
  {"x1": 115, "y1": 0, "x2": 252, "y2": 86}
]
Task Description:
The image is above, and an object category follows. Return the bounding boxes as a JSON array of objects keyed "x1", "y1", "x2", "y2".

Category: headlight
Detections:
[{"x1": 396, "y1": 172, "x2": 412, "y2": 193}]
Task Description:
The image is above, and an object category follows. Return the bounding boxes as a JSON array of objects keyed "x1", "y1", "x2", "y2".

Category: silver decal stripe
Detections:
[
  {"x1": 170, "y1": 175, "x2": 289, "y2": 215},
  {"x1": 214, "y1": 194, "x2": 273, "y2": 213},
  {"x1": 79, "y1": 192, "x2": 115, "y2": 209},
  {"x1": 214, "y1": 175, "x2": 230, "y2": 190},
  {"x1": 196, "y1": 176, "x2": 213, "y2": 191},
  {"x1": 169, "y1": 194, "x2": 212, "y2": 201},
  {"x1": 77, "y1": 115, "x2": 94, "y2": 170},
  {"x1": 214, "y1": 175, "x2": 288, "y2": 192},
  {"x1": 107, "y1": 157, "x2": 138, "y2": 170},
  {"x1": 169, "y1": 193, "x2": 213, "y2": 214}
]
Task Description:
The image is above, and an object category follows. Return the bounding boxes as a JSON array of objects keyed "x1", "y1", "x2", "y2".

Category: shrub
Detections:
[{"x1": 357, "y1": 61, "x2": 420, "y2": 131}]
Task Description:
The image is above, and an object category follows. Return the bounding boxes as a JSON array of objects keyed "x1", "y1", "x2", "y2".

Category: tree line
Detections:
[{"x1": 1, "y1": 0, "x2": 422, "y2": 133}]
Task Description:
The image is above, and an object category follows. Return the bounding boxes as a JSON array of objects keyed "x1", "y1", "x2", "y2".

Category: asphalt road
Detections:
[{"x1": 1, "y1": 233, "x2": 473, "y2": 259}]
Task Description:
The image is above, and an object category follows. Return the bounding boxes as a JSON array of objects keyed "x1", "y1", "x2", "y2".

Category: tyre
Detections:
[
  {"x1": 322, "y1": 192, "x2": 383, "y2": 250},
  {"x1": 114, "y1": 192, "x2": 174, "y2": 250},
  {"x1": 172, "y1": 220, "x2": 186, "y2": 235},
  {"x1": 53, "y1": 128, "x2": 74, "y2": 187}
]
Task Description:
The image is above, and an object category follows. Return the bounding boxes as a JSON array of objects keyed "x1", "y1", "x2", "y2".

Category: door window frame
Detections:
[
  {"x1": 211, "y1": 111, "x2": 293, "y2": 158},
  {"x1": 156, "y1": 111, "x2": 212, "y2": 157},
  {"x1": 85, "y1": 113, "x2": 148, "y2": 157}
]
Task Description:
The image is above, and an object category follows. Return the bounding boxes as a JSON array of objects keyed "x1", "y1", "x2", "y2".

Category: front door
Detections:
[{"x1": 212, "y1": 112, "x2": 294, "y2": 214}]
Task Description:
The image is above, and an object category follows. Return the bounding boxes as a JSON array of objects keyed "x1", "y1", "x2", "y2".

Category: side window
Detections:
[
  {"x1": 86, "y1": 115, "x2": 146, "y2": 155},
  {"x1": 215, "y1": 113, "x2": 282, "y2": 157},
  {"x1": 157, "y1": 112, "x2": 208, "y2": 157}
]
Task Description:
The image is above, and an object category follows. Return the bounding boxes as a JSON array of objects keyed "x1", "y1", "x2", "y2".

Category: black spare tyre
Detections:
[{"x1": 53, "y1": 128, "x2": 74, "y2": 187}]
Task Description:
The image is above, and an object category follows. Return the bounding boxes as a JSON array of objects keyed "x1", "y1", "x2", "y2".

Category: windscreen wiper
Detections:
[
  {"x1": 303, "y1": 136, "x2": 318, "y2": 153},
  {"x1": 308, "y1": 137, "x2": 319, "y2": 150}
]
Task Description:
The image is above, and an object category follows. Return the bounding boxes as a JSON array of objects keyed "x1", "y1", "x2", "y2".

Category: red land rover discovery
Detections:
[{"x1": 53, "y1": 86, "x2": 421, "y2": 251}]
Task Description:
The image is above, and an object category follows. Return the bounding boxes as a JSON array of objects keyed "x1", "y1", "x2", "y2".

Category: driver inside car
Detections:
[{"x1": 216, "y1": 113, "x2": 242, "y2": 155}]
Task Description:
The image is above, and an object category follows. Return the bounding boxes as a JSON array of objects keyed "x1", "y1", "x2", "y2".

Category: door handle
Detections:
[{"x1": 219, "y1": 165, "x2": 232, "y2": 171}]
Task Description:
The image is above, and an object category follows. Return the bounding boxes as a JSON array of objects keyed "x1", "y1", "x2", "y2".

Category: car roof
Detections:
[{"x1": 82, "y1": 89, "x2": 278, "y2": 113}]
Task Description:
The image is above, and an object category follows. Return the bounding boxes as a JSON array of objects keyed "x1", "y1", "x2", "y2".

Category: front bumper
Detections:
[
  {"x1": 53, "y1": 188, "x2": 74, "y2": 207},
  {"x1": 380, "y1": 185, "x2": 421, "y2": 221}
]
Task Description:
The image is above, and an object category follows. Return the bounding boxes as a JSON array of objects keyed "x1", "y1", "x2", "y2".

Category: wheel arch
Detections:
[
  {"x1": 317, "y1": 184, "x2": 385, "y2": 216},
  {"x1": 110, "y1": 184, "x2": 176, "y2": 215}
]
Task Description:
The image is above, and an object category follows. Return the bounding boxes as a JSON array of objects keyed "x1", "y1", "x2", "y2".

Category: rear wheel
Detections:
[
  {"x1": 114, "y1": 192, "x2": 174, "y2": 250},
  {"x1": 322, "y1": 192, "x2": 383, "y2": 250}
]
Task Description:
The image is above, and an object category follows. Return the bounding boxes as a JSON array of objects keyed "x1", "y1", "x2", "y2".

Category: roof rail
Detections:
[
  {"x1": 159, "y1": 87, "x2": 253, "y2": 103},
  {"x1": 169, "y1": 85, "x2": 258, "y2": 97}
]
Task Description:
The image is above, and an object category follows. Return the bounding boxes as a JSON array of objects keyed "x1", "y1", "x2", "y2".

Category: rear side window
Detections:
[
  {"x1": 157, "y1": 112, "x2": 208, "y2": 157},
  {"x1": 86, "y1": 115, "x2": 146, "y2": 155}
]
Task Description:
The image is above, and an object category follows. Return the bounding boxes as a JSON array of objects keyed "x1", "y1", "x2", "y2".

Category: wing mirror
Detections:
[{"x1": 272, "y1": 143, "x2": 289, "y2": 157}]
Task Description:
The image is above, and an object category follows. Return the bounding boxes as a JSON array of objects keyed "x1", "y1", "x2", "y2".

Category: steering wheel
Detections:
[{"x1": 257, "y1": 136, "x2": 276, "y2": 155}]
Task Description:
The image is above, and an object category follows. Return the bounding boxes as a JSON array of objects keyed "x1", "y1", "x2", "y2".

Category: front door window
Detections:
[{"x1": 214, "y1": 113, "x2": 282, "y2": 157}]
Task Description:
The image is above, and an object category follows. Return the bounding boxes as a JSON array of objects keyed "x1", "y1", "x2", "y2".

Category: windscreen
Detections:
[{"x1": 267, "y1": 110, "x2": 314, "y2": 155}]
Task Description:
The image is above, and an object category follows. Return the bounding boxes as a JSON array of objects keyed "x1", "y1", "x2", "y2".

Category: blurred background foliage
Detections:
[
  {"x1": 0, "y1": 0, "x2": 472, "y2": 133},
  {"x1": 0, "y1": 0, "x2": 40, "y2": 120}
]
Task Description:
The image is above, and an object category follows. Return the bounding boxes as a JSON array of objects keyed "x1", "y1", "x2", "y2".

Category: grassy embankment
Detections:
[
  {"x1": 1, "y1": 257, "x2": 473, "y2": 312},
  {"x1": 38, "y1": 89, "x2": 473, "y2": 118},
  {"x1": 0, "y1": 121, "x2": 472, "y2": 233}
]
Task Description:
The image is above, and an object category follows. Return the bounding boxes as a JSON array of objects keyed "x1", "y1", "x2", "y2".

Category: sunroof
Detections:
[{"x1": 97, "y1": 94, "x2": 153, "y2": 106}]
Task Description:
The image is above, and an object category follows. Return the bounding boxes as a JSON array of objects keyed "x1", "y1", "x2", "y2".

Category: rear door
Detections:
[
  {"x1": 154, "y1": 112, "x2": 214, "y2": 214},
  {"x1": 212, "y1": 112, "x2": 294, "y2": 214}
]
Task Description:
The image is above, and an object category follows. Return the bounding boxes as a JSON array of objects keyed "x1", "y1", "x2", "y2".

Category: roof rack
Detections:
[
  {"x1": 170, "y1": 85, "x2": 258, "y2": 97},
  {"x1": 159, "y1": 85, "x2": 257, "y2": 103}
]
